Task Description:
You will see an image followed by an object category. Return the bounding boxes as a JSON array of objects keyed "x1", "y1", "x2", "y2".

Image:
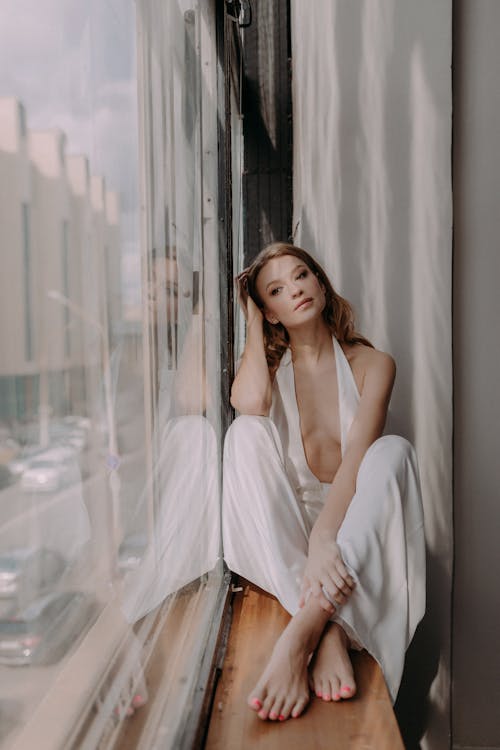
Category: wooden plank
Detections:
[{"x1": 205, "y1": 582, "x2": 404, "y2": 750}]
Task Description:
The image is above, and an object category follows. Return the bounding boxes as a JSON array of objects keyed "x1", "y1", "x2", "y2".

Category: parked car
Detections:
[
  {"x1": 20, "y1": 457, "x2": 77, "y2": 493},
  {"x1": 13, "y1": 416, "x2": 90, "y2": 447},
  {"x1": 0, "y1": 548, "x2": 66, "y2": 604},
  {"x1": 0, "y1": 436, "x2": 20, "y2": 465},
  {"x1": 0, "y1": 590, "x2": 98, "y2": 666},
  {"x1": 118, "y1": 532, "x2": 148, "y2": 574},
  {"x1": 9, "y1": 443, "x2": 79, "y2": 481},
  {"x1": 8, "y1": 445, "x2": 45, "y2": 478},
  {"x1": 0, "y1": 464, "x2": 14, "y2": 491}
]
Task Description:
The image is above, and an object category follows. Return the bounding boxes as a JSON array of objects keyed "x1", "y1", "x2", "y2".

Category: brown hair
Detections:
[{"x1": 238, "y1": 242, "x2": 373, "y2": 373}]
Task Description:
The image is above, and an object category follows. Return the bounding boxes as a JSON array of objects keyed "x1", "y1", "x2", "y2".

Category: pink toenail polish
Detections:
[
  {"x1": 316, "y1": 691, "x2": 322, "y2": 698},
  {"x1": 341, "y1": 686, "x2": 352, "y2": 693},
  {"x1": 252, "y1": 698, "x2": 262, "y2": 708},
  {"x1": 269, "y1": 712, "x2": 278, "y2": 720},
  {"x1": 333, "y1": 693, "x2": 341, "y2": 700},
  {"x1": 278, "y1": 714, "x2": 286, "y2": 721},
  {"x1": 323, "y1": 694, "x2": 331, "y2": 701}
]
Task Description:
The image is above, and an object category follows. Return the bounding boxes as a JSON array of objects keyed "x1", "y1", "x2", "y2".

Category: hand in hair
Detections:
[{"x1": 236, "y1": 269, "x2": 263, "y2": 326}]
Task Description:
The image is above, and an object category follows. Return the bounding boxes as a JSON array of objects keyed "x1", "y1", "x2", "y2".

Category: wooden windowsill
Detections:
[{"x1": 205, "y1": 580, "x2": 404, "y2": 750}]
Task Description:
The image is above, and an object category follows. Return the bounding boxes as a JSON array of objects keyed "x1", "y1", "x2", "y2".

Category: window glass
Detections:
[{"x1": 0, "y1": 1, "x2": 223, "y2": 747}]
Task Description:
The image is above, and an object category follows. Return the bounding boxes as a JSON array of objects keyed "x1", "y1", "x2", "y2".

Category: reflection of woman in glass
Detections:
[
  {"x1": 122, "y1": 245, "x2": 218, "y2": 622},
  {"x1": 223, "y1": 243, "x2": 425, "y2": 722}
]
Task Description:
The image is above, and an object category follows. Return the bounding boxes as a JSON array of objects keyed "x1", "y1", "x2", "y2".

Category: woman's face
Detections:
[{"x1": 255, "y1": 254, "x2": 326, "y2": 330}]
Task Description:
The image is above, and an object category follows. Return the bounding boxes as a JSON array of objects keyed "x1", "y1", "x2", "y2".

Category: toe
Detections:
[
  {"x1": 330, "y1": 675, "x2": 341, "y2": 701},
  {"x1": 340, "y1": 682, "x2": 356, "y2": 699},
  {"x1": 310, "y1": 677, "x2": 323, "y2": 698},
  {"x1": 314, "y1": 677, "x2": 324, "y2": 699},
  {"x1": 326, "y1": 679, "x2": 339, "y2": 702},
  {"x1": 321, "y1": 679, "x2": 332, "y2": 701},
  {"x1": 268, "y1": 695, "x2": 285, "y2": 721},
  {"x1": 291, "y1": 693, "x2": 309, "y2": 718},
  {"x1": 248, "y1": 693, "x2": 264, "y2": 712},
  {"x1": 279, "y1": 696, "x2": 296, "y2": 721},
  {"x1": 257, "y1": 695, "x2": 275, "y2": 720}
]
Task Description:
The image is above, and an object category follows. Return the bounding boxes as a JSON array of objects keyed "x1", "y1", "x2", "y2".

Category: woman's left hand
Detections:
[{"x1": 298, "y1": 527, "x2": 355, "y2": 613}]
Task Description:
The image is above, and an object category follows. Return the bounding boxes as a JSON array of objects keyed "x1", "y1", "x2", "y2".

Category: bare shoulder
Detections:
[{"x1": 342, "y1": 342, "x2": 396, "y2": 395}]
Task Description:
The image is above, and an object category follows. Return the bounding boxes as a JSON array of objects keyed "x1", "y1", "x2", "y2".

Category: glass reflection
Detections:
[
  {"x1": 121, "y1": 245, "x2": 219, "y2": 622},
  {"x1": 0, "y1": 0, "x2": 222, "y2": 746}
]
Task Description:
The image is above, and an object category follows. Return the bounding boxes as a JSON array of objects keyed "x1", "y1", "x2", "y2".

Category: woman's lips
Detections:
[{"x1": 294, "y1": 297, "x2": 313, "y2": 311}]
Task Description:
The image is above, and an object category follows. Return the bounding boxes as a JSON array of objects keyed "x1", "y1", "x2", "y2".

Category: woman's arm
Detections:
[
  {"x1": 317, "y1": 348, "x2": 395, "y2": 534},
  {"x1": 230, "y1": 275, "x2": 273, "y2": 415},
  {"x1": 300, "y1": 348, "x2": 396, "y2": 611}
]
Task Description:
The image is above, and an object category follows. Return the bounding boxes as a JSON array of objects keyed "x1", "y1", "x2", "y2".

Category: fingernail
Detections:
[
  {"x1": 252, "y1": 697, "x2": 262, "y2": 708},
  {"x1": 278, "y1": 714, "x2": 286, "y2": 721}
]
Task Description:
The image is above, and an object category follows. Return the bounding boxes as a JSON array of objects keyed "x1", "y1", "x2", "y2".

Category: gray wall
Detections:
[{"x1": 453, "y1": 1, "x2": 500, "y2": 748}]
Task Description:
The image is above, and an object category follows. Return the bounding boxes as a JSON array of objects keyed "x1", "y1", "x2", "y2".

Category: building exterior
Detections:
[{"x1": 0, "y1": 98, "x2": 120, "y2": 428}]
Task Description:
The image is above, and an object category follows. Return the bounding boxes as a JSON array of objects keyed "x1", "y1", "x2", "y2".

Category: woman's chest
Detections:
[{"x1": 293, "y1": 365, "x2": 341, "y2": 445}]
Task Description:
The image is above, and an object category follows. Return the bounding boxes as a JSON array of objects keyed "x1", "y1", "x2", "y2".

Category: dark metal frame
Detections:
[
  {"x1": 172, "y1": 3, "x2": 244, "y2": 747},
  {"x1": 172, "y1": 1, "x2": 294, "y2": 744}
]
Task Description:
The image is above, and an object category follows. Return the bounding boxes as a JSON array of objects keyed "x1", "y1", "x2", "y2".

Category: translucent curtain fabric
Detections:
[
  {"x1": 291, "y1": 2, "x2": 453, "y2": 747},
  {"x1": 123, "y1": 0, "x2": 221, "y2": 621}
]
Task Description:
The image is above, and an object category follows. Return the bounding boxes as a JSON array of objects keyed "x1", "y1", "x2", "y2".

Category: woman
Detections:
[{"x1": 222, "y1": 242, "x2": 425, "y2": 722}]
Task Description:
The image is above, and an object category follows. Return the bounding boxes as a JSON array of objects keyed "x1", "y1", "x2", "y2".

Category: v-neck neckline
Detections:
[{"x1": 287, "y1": 335, "x2": 342, "y2": 484}]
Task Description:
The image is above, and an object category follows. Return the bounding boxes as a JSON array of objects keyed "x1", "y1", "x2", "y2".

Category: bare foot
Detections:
[
  {"x1": 247, "y1": 598, "x2": 331, "y2": 721},
  {"x1": 309, "y1": 622, "x2": 356, "y2": 702}
]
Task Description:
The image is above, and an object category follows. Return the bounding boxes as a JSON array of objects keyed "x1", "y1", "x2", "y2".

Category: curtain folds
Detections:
[{"x1": 291, "y1": 2, "x2": 453, "y2": 747}]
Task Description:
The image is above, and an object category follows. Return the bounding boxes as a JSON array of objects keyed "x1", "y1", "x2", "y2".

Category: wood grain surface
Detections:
[{"x1": 205, "y1": 582, "x2": 404, "y2": 750}]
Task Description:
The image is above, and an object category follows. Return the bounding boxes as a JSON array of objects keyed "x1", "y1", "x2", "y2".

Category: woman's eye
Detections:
[
  {"x1": 270, "y1": 287, "x2": 281, "y2": 296},
  {"x1": 297, "y1": 270, "x2": 307, "y2": 279}
]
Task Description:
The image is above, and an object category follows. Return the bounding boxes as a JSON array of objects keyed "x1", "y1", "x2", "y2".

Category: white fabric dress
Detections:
[{"x1": 222, "y1": 336, "x2": 425, "y2": 701}]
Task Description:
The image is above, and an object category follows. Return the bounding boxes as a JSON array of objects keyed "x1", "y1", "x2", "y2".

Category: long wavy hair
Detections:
[{"x1": 238, "y1": 242, "x2": 373, "y2": 373}]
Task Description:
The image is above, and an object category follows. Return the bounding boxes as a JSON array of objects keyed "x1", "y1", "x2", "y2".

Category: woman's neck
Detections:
[{"x1": 288, "y1": 319, "x2": 333, "y2": 365}]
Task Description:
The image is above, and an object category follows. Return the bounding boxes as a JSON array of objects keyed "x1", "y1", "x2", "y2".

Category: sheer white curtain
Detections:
[{"x1": 291, "y1": 2, "x2": 452, "y2": 747}]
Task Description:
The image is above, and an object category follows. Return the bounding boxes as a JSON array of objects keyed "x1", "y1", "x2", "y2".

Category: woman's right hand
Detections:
[
  {"x1": 236, "y1": 270, "x2": 264, "y2": 326},
  {"x1": 298, "y1": 528, "x2": 355, "y2": 613}
]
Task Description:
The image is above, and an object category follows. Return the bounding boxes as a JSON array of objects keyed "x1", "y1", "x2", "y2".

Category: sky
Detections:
[{"x1": 0, "y1": 0, "x2": 141, "y2": 313}]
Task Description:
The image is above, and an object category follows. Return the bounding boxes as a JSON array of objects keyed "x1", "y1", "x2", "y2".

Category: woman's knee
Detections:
[
  {"x1": 359, "y1": 434, "x2": 416, "y2": 482},
  {"x1": 377, "y1": 434, "x2": 415, "y2": 463},
  {"x1": 224, "y1": 414, "x2": 280, "y2": 454}
]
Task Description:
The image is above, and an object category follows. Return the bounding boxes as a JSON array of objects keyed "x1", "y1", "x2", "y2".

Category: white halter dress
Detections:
[{"x1": 222, "y1": 337, "x2": 425, "y2": 701}]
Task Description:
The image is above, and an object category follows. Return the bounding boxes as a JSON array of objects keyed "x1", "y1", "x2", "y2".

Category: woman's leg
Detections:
[
  {"x1": 310, "y1": 434, "x2": 426, "y2": 703},
  {"x1": 122, "y1": 416, "x2": 219, "y2": 622},
  {"x1": 223, "y1": 415, "x2": 310, "y2": 614},
  {"x1": 223, "y1": 416, "x2": 354, "y2": 719}
]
